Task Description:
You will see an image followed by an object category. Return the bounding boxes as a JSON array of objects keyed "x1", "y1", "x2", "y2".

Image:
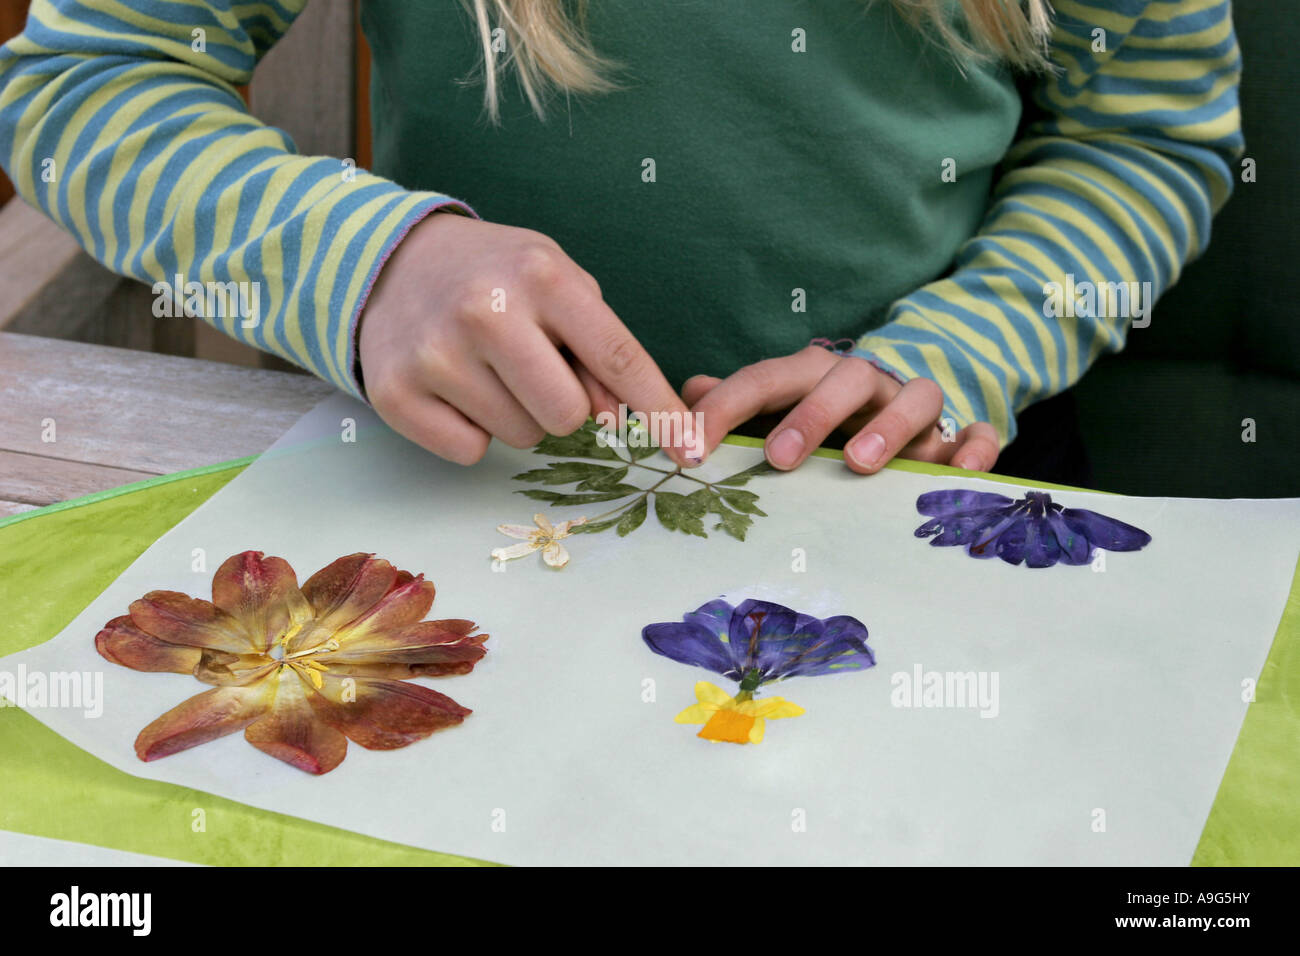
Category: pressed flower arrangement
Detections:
[
  {"x1": 492, "y1": 421, "x2": 775, "y2": 568},
  {"x1": 914, "y1": 489, "x2": 1152, "y2": 567},
  {"x1": 95, "y1": 551, "x2": 487, "y2": 775},
  {"x1": 643, "y1": 599, "x2": 875, "y2": 744}
]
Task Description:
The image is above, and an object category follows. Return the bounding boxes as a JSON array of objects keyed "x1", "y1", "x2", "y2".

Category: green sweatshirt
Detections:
[
  {"x1": 0, "y1": 1, "x2": 1243, "y2": 443},
  {"x1": 366, "y1": 0, "x2": 1018, "y2": 388}
]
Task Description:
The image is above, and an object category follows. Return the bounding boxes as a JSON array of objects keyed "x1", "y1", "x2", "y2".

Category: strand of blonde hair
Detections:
[{"x1": 460, "y1": 0, "x2": 1054, "y2": 121}]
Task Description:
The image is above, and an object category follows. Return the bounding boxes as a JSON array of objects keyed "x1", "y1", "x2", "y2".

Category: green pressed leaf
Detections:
[
  {"x1": 512, "y1": 427, "x2": 775, "y2": 548},
  {"x1": 515, "y1": 489, "x2": 565, "y2": 503},
  {"x1": 711, "y1": 506, "x2": 754, "y2": 541},
  {"x1": 515, "y1": 488, "x2": 637, "y2": 506},
  {"x1": 532, "y1": 422, "x2": 621, "y2": 461},
  {"x1": 568, "y1": 512, "x2": 626, "y2": 535},
  {"x1": 685, "y1": 487, "x2": 716, "y2": 510},
  {"x1": 688, "y1": 488, "x2": 753, "y2": 541},
  {"x1": 587, "y1": 483, "x2": 642, "y2": 496},
  {"x1": 718, "y1": 488, "x2": 767, "y2": 516},
  {"x1": 512, "y1": 461, "x2": 621, "y2": 485},
  {"x1": 654, "y1": 491, "x2": 707, "y2": 538},
  {"x1": 576, "y1": 467, "x2": 629, "y2": 491},
  {"x1": 626, "y1": 440, "x2": 662, "y2": 461},
  {"x1": 715, "y1": 461, "x2": 777, "y2": 486},
  {"x1": 590, "y1": 434, "x2": 662, "y2": 461},
  {"x1": 617, "y1": 496, "x2": 648, "y2": 536}
]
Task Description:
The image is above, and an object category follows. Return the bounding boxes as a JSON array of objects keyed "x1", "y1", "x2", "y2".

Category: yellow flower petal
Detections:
[
  {"x1": 693, "y1": 681, "x2": 733, "y2": 707},
  {"x1": 293, "y1": 662, "x2": 324, "y2": 690},
  {"x1": 671, "y1": 684, "x2": 798, "y2": 742},
  {"x1": 533, "y1": 513, "x2": 555, "y2": 536},
  {"x1": 541, "y1": 541, "x2": 570, "y2": 568},
  {"x1": 674, "y1": 703, "x2": 720, "y2": 724},
  {"x1": 748, "y1": 697, "x2": 805, "y2": 720},
  {"x1": 699, "y1": 708, "x2": 757, "y2": 744}
]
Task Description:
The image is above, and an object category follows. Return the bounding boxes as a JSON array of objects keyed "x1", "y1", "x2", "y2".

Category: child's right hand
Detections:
[{"x1": 358, "y1": 212, "x2": 694, "y2": 466}]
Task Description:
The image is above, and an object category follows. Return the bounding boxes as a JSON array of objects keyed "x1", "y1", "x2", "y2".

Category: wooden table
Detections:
[{"x1": 0, "y1": 332, "x2": 334, "y2": 518}]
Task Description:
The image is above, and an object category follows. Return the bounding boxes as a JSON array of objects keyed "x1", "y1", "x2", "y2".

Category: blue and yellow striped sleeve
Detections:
[
  {"x1": 856, "y1": 0, "x2": 1243, "y2": 445},
  {"x1": 0, "y1": 0, "x2": 475, "y2": 399}
]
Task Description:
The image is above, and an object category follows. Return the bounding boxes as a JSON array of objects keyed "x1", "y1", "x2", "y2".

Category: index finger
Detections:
[{"x1": 542, "y1": 288, "x2": 700, "y2": 465}]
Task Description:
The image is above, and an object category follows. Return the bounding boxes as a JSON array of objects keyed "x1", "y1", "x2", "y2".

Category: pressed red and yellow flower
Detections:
[{"x1": 95, "y1": 551, "x2": 488, "y2": 775}]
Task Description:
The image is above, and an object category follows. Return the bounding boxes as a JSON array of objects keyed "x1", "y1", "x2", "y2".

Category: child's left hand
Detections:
[{"x1": 681, "y1": 346, "x2": 1000, "y2": 474}]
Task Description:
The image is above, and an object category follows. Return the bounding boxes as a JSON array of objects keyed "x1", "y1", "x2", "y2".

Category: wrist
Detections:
[{"x1": 352, "y1": 198, "x2": 479, "y2": 400}]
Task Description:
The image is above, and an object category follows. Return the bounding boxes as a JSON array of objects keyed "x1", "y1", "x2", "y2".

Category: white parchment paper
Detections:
[{"x1": 5, "y1": 395, "x2": 1297, "y2": 865}]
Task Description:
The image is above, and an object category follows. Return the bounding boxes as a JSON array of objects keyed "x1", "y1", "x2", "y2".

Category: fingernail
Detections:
[
  {"x1": 847, "y1": 432, "x2": 886, "y2": 469},
  {"x1": 767, "y1": 428, "x2": 806, "y2": 469},
  {"x1": 955, "y1": 456, "x2": 980, "y2": 472},
  {"x1": 680, "y1": 415, "x2": 706, "y2": 466}
]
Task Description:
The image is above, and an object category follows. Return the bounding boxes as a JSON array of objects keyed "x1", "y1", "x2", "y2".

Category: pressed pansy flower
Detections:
[
  {"x1": 642, "y1": 598, "x2": 874, "y2": 744},
  {"x1": 914, "y1": 489, "x2": 1151, "y2": 568},
  {"x1": 491, "y1": 513, "x2": 587, "y2": 568},
  {"x1": 95, "y1": 551, "x2": 488, "y2": 775}
]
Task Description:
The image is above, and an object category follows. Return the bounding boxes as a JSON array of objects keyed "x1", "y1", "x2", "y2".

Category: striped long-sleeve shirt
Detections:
[
  {"x1": 0, "y1": 0, "x2": 1242, "y2": 445},
  {"x1": 857, "y1": 0, "x2": 1243, "y2": 441},
  {"x1": 0, "y1": 0, "x2": 473, "y2": 399}
]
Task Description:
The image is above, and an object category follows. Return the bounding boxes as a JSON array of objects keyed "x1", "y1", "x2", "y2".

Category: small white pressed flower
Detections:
[{"x1": 491, "y1": 513, "x2": 587, "y2": 568}]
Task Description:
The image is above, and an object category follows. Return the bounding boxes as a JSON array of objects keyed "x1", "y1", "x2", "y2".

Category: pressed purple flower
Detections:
[
  {"x1": 914, "y1": 489, "x2": 1151, "y2": 568},
  {"x1": 642, "y1": 598, "x2": 874, "y2": 692}
]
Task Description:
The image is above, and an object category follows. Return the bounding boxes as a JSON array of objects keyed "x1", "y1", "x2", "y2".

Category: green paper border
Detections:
[
  {"x1": 1191, "y1": 548, "x2": 1300, "y2": 865},
  {"x1": 0, "y1": 455, "x2": 256, "y2": 533},
  {"x1": 1, "y1": 438, "x2": 1295, "y2": 865},
  {"x1": 719, "y1": 433, "x2": 1109, "y2": 494}
]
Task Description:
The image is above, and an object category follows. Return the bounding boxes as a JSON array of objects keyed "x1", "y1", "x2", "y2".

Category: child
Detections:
[{"x1": 0, "y1": 1, "x2": 1241, "y2": 485}]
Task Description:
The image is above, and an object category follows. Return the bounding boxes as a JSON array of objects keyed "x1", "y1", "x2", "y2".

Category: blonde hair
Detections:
[{"x1": 461, "y1": 0, "x2": 1054, "y2": 121}]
